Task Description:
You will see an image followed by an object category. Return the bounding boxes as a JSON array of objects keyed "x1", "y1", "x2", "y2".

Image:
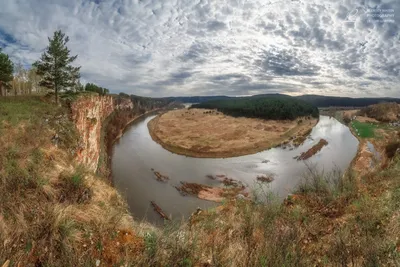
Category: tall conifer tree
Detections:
[
  {"x1": 0, "y1": 48, "x2": 14, "y2": 97},
  {"x1": 34, "y1": 30, "x2": 80, "y2": 103}
]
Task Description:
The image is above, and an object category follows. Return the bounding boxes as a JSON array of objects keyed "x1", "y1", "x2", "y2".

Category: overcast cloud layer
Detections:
[{"x1": 0, "y1": 0, "x2": 399, "y2": 97}]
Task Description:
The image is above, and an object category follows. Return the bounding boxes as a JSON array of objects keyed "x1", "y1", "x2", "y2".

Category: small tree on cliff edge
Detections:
[
  {"x1": 0, "y1": 48, "x2": 14, "y2": 97},
  {"x1": 34, "y1": 30, "x2": 80, "y2": 103}
]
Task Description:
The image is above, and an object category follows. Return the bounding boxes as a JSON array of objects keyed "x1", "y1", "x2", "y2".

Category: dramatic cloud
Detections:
[{"x1": 0, "y1": 0, "x2": 399, "y2": 97}]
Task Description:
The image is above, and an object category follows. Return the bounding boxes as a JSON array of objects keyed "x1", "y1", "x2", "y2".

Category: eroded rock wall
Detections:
[
  {"x1": 71, "y1": 95, "x2": 114, "y2": 172},
  {"x1": 70, "y1": 94, "x2": 175, "y2": 173}
]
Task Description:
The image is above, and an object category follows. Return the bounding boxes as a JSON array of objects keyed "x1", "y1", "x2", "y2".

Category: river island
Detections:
[{"x1": 148, "y1": 106, "x2": 318, "y2": 158}]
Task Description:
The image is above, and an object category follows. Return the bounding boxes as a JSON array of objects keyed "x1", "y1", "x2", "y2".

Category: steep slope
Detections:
[
  {"x1": 2, "y1": 94, "x2": 400, "y2": 266},
  {"x1": 0, "y1": 94, "x2": 169, "y2": 266}
]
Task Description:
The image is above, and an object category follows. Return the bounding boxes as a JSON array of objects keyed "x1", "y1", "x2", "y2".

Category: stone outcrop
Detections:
[
  {"x1": 70, "y1": 94, "x2": 175, "y2": 173},
  {"x1": 70, "y1": 95, "x2": 115, "y2": 172},
  {"x1": 115, "y1": 96, "x2": 133, "y2": 110}
]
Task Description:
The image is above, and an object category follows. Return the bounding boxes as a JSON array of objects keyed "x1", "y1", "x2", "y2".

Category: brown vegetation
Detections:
[
  {"x1": 256, "y1": 174, "x2": 275, "y2": 183},
  {"x1": 342, "y1": 113, "x2": 352, "y2": 124},
  {"x1": 358, "y1": 102, "x2": 400, "y2": 122},
  {"x1": 0, "y1": 96, "x2": 155, "y2": 266},
  {"x1": 148, "y1": 108, "x2": 317, "y2": 158},
  {"x1": 385, "y1": 141, "x2": 400, "y2": 159},
  {"x1": 4, "y1": 96, "x2": 400, "y2": 266}
]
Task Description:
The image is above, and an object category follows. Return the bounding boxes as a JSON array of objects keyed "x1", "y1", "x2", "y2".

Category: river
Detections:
[{"x1": 111, "y1": 114, "x2": 359, "y2": 224}]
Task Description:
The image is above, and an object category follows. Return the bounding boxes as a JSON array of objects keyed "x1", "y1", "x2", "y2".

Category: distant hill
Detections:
[
  {"x1": 163, "y1": 95, "x2": 230, "y2": 103},
  {"x1": 165, "y1": 94, "x2": 400, "y2": 108},
  {"x1": 191, "y1": 95, "x2": 319, "y2": 120},
  {"x1": 296, "y1": 95, "x2": 400, "y2": 108}
]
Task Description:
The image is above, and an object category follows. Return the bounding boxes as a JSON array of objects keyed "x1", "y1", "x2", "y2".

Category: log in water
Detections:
[{"x1": 112, "y1": 115, "x2": 359, "y2": 224}]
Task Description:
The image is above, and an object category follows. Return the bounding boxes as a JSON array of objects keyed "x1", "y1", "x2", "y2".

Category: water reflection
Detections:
[{"x1": 112, "y1": 115, "x2": 359, "y2": 224}]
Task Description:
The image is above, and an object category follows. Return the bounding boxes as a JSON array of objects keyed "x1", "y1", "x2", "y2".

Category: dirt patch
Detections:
[
  {"x1": 100, "y1": 229, "x2": 145, "y2": 265},
  {"x1": 148, "y1": 109, "x2": 317, "y2": 158},
  {"x1": 296, "y1": 139, "x2": 328, "y2": 161},
  {"x1": 353, "y1": 140, "x2": 375, "y2": 174}
]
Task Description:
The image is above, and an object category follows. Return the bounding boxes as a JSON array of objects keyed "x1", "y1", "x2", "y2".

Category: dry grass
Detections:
[
  {"x1": 136, "y1": 158, "x2": 400, "y2": 266},
  {"x1": 148, "y1": 108, "x2": 317, "y2": 158},
  {"x1": 3, "y1": 96, "x2": 400, "y2": 266},
  {"x1": 138, "y1": 115, "x2": 400, "y2": 266},
  {"x1": 0, "y1": 96, "x2": 154, "y2": 266},
  {"x1": 358, "y1": 102, "x2": 400, "y2": 122}
]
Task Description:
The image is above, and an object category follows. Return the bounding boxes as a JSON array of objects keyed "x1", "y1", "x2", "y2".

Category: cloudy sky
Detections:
[{"x1": 0, "y1": 0, "x2": 399, "y2": 97}]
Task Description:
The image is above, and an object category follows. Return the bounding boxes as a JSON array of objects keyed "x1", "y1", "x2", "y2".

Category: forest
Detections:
[
  {"x1": 167, "y1": 94, "x2": 400, "y2": 108},
  {"x1": 191, "y1": 95, "x2": 319, "y2": 120}
]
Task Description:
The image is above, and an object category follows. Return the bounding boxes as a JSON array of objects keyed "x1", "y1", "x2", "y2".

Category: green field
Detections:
[{"x1": 351, "y1": 120, "x2": 377, "y2": 138}]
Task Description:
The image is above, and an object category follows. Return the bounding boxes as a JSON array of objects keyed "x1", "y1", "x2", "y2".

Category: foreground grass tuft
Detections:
[{"x1": 0, "y1": 96, "x2": 153, "y2": 266}]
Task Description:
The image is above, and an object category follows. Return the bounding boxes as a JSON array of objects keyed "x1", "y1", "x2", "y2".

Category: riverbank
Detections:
[
  {"x1": 99, "y1": 108, "x2": 166, "y2": 178},
  {"x1": 147, "y1": 108, "x2": 318, "y2": 158},
  {"x1": 0, "y1": 95, "x2": 160, "y2": 266},
  {"x1": 4, "y1": 96, "x2": 400, "y2": 266},
  {"x1": 334, "y1": 109, "x2": 392, "y2": 175},
  {"x1": 111, "y1": 109, "x2": 161, "y2": 145}
]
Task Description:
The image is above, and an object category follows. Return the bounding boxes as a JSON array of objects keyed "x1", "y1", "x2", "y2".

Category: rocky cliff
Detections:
[
  {"x1": 70, "y1": 94, "x2": 174, "y2": 173},
  {"x1": 70, "y1": 94, "x2": 115, "y2": 172}
]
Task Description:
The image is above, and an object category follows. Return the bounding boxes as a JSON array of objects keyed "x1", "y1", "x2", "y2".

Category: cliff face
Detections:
[
  {"x1": 71, "y1": 95, "x2": 115, "y2": 172},
  {"x1": 70, "y1": 94, "x2": 174, "y2": 173}
]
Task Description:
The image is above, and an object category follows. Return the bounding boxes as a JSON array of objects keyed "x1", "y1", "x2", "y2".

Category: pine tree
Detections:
[
  {"x1": 0, "y1": 48, "x2": 14, "y2": 97},
  {"x1": 34, "y1": 30, "x2": 81, "y2": 103}
]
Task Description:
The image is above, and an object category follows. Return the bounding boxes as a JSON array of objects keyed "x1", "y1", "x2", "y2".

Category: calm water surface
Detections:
[{"x1": 112, "y1": 115, "x2": 359, "y2": 224}]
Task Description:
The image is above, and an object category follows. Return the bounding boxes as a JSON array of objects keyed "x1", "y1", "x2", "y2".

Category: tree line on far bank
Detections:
[
  {"x1": 192, "y1": 95, "x2": 319, "y2": 120},
  {"x1": 0, "y1": 30, "x2": 110, "y2": 103}
]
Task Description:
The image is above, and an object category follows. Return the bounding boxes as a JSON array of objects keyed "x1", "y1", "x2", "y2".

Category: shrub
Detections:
[
  {"x1": 297, "y1": 165, "x2": 357, "y2": 205},
  {"x1": 385, "y1": 141, "x2": 400, "y2": 159},
  {"x1": 59, "y1": 167, "x2": 91, "y2": 203},
  {"x1": 343, "y1": 114, "x2": 351, "y2": 124}
]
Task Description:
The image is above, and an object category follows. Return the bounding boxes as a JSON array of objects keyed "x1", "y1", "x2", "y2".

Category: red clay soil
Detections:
[
  {"x1": 90, "y1": 229, "x2": 145, "y2": 266},
  {"x1": 297, "y1": 139, "x2": 328, "y2": 161}
]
